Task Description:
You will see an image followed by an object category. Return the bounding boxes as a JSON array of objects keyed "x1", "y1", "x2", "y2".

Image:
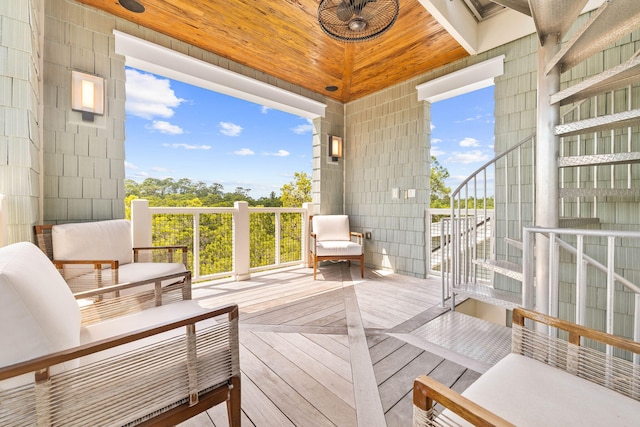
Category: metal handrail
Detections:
[{"x1": 445, "y1": 133, "x2": 536, "y2": 308}]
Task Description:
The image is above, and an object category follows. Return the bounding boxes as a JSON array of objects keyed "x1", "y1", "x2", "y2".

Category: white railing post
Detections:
[
  {"x1": 193, "y1": 212, "x2": 201, "y2": 281},
  {"x1": 131, "y1": 199, "x2": 152, "y2": 262},
  {"x1": 234, "y1": 201, "x2": 250, "y2": 281},
  {"x1": 303, "y1": 202, "x2": 313, "y2": 267},
  {"x1": 0, "y1": 194, "x2": 7, "y2": 247}
]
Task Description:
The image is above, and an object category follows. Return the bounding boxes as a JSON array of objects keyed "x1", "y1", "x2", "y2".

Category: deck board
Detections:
[{"x1": 175, "y1": 265, "x2": 497, "y2": 427}]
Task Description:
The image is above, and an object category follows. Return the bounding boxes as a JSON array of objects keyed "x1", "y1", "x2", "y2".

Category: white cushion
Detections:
[
  {"x1": 313, "y1": 215, "x2": 351, "y2": 241},
  {"x1": 0, "y1": 242, "x2": 81, "y2": 388},
  {"x1": 441, "y1": 353, "x2": 640, "y2": 426},
  {"x1": 52, "y1": 219, "x2": 133, "y2": 265},
  {"x1": 316, "y1": 241, "x2": 362, "y2": 257},
  {"x1": 117, "y1": 262, "x2": 187, "y2": 296},
  {"x1": 79, "y1": 300, "x2": 215, "y2": 366}
]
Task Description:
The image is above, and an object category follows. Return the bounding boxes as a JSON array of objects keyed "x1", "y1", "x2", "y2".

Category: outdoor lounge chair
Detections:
[
  {"x1": 309, "y1": 215, "x2": 364, "y2": 280},
  {"x1": 34, "y1": 219, "x2": 191, "y2": 307},
  {"x1": 0, "y1": 241, "x2": 240, "y2": 426}
]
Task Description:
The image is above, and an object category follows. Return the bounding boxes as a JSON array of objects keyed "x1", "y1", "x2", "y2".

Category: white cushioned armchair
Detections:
[
  {"x1": 35, "y1": 220, "x2": 191, "y2": 308},
  {"x1": 309, "y1": 215, "x2": 364, "y2": 280},
  {"x1": 0, "y1": 241, "x2": 240, "y2": 426}
]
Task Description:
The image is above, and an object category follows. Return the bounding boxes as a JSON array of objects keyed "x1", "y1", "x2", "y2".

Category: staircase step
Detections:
[
  {"x1": 555, "y1": 109, "x2": 640, "y2": 137},
  {"x1": 558, "y1": 217, "x2": 600, "y2": 228},
  {"x1": 504, "y1": 237, "x2": 522, "y2": 250},
  {"x1": 407, "y1": 311, "x2": 512, "y2": 371},
  {"x1": 558, "y1": 152, "x2": 640, "y2": 168},
  {"x1": 528, "y1": 0, "x2": 588, "y2": 46},
  {"x1": 550, "y1": 53, "x2": 640, "y2": 106},
  {"x1": 560, "y1": 187, "x2": 640, "y2": 198},
  {"x1": 546, "y1": 0, "x2": 640, "y2": 75},
  {"x1": 473, "y1": 259, "x2": 523, "y2": 281},
  {"x1": 453, "y1": 282, "x2": 522, "y2": 310}
]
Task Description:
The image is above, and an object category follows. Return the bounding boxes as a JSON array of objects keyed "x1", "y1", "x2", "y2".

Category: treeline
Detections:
[{"x1": 125, "y1": 178, "x2": 282, "y2": 208}]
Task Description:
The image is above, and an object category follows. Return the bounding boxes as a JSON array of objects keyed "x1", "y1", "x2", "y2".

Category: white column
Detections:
[
  {"x1": 535, "y1": 35, "x2": 561, "y2": 315},
  {"x1": 303, "y1": 202, "x2": 314, "y2": 267},
  {"x1": 234, "y1": 201, "x2": 251, "y2": 281},
  {"x1": 131, "y1": 199, "x2": 152, "y2": 249},
  {"x1": 0, "y1": 195, "x2": 7, "y2": 247}
]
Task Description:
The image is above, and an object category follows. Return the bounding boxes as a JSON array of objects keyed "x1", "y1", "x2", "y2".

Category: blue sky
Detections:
[{"x1": 124, "y1": 68, "x2": 494, "y2": 197}]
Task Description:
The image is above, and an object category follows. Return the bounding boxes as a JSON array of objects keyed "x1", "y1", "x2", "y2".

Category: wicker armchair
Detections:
[
  {"x1": 0, "y1": 242, "x2": 240, "y2": 426},
  {"x1": 413, "y1": 308, "x2": 640, "y2": 426},
  {"x1": 309, "y1": 215, "x2": 364, "y2": 280},
  {"x1": 34, "y1": 220, "x2": 191, "y2": 307}
]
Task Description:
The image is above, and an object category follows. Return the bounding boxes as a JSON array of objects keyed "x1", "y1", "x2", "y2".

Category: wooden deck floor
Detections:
[{"x1": 178, "y1": 262, "x2": 483, "y2": 427}]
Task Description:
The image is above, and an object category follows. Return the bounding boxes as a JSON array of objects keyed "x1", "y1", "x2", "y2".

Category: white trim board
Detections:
[
  {"x1": 416, "y1": 54, "x2": 505, "y2": 103},
  {"x1": 113, "y1": 30, "x2": 326, "y2": 119}
]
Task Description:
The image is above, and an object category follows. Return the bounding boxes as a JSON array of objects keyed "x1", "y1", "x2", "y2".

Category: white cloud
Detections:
[
  {"x1": 148, "y1": 120, "x2": 184, "y2": 135},
  {"x1": 125, "y1": 69, "x2": 185, "y2": 120},
  {"x1": 459, "y1": 137, "x2": 480, "y2": 147},
  {"x1": 431, "y1": 138, "x2": 442, "y2": 144},
  {"x1": 447, "y1": 150, "x2": 491, "y2": 164},
  {"x1": 151, "y1": 167, "x2": 169, "y2": 173},
  {"x1": 291, "y1": 119, "x2": 313, "y2": 134},
  {"x1": 234, "y1": 148, "x2": 255, "y2": 156},
  {"x1": 220, "y1": 122, "x2": 243, "y2": 136},
  {"x1": 430, "y1": 123, "x2": 436, "y2": 131},
  {"x1": 272, "y1": 150, "x2": 290, "y2": 157},
  {"x1": 261, "y1": 106, "x2": 270, "y2": 114},
  {"x1": 125, "y1": 161, "x2": 138, "y2": 170},
  {"x1": 431, "y1": 148, "x2": 446, "y2": 157},
  {"x1": 163, "y1": 143, "x2": 211, "y2": 150}
]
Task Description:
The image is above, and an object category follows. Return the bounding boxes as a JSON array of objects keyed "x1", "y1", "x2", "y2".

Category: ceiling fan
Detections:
[{"x1": 318, "y1": 0, "x2": 400, "y2": 42}]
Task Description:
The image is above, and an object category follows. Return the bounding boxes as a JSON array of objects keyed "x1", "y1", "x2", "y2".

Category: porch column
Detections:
[
  {"x1": 234, "y1": 201, "x2": 251, "y2": 281},
  {"x1": 535, "y1": 35, "x2": 561, "y2": 315}
]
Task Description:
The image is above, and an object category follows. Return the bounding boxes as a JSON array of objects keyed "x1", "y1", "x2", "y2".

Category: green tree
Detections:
[
  {"x1": 280, "y1": 172, "x2": 312, "y2": 207},
  {"x1": 430, "y1": 156, "x2": 451, "y2": 208}
]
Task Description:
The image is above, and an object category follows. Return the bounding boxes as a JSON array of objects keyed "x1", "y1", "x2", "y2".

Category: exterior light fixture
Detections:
[
  {"x1": 329, "y1": 135, "x2": 343, "y2": 161},
  {"x1": 71, "y1": 71, "x2": 104, "y2": 122}
]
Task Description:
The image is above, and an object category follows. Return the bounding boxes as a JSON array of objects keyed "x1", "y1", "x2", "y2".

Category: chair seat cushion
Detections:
[
  {"x1": 316, "y1": 240, "x2": 362, "y2": 257},
  {"x1": 79, "y1": 300, "x2": 215, "y2": 366},
  {"x1": 441, "y1": 353, "x2": 640, "y2": 426}
]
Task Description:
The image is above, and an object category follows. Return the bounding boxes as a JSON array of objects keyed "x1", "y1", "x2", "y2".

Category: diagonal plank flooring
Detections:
[{"x1": 178, "y1": 262, "x2": 487, "y2": 427}]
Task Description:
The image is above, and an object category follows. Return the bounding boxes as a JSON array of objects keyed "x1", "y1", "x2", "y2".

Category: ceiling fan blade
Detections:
[{"x1": 336, "y1": 1, "x2": 353, "y2": 21}]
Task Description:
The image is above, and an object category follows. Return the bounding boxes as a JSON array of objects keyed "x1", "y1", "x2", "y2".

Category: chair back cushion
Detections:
[
  {"x1": 0, "y1": 242, "x2": 81, "y2": 385},
  {"x1": 52, "y1": 219, "x2": 133, "y2": 265},
  {"x1": 312, "y1": 215, "x2": 350, "y2": 241}
]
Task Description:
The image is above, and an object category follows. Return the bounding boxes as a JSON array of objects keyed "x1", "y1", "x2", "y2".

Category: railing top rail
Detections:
[
  {"x1": 450, "y1": 133, "x2": 535, "y2": 200},
  {"x1": 147, "y1": 206, "x2": 307, "y2": 214},
  {"x1": 524, "y1": 226, "x2": 640, "y2": 239}
]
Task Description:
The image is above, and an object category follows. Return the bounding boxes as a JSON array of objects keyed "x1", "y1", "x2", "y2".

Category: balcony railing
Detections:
[{"x1": 131, "y1": 199, "x2": 310, "y2": 282}]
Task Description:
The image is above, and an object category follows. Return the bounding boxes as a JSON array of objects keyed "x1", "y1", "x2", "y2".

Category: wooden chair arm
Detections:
[
  {"x1": 52, "y1": 259, "x2": 119, "y2": 269},
  {"x1": 0, "y1": 302, "x2": 237, "y2": 381},
  {"x1": 133, "y1": 245, "x2": 189, "y2": 266},
  {"x1": 512, "y1": 308, "x2": 640, "y2": 353},
  {"x1": 413, "y1": 375, "x2": 515, "y2": 427},
  {"x1": 73, "y1": 270, "x2": 191, "y2": 300}
]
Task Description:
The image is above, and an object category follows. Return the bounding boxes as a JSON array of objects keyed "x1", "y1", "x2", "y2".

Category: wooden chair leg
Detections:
[
  {"x1": 313, "y1": 254, "x2": 317, "y2": 280},
  {"x1": 360, "y1": 255, "x2": 364, "y2": 278},
  {"x1": 228, "y1": 376, "x2": 241, "y2": 427}
]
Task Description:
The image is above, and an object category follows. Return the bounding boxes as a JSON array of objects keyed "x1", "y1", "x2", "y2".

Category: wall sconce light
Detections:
[
  {"x1": 329, "y1": 135, "x2": 343, "y2": 161},
  {"x1": 72, "y1": 71, "x2": 104, "y2": 122}
]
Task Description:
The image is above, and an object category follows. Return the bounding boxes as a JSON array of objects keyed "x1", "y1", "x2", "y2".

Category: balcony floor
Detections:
[{"x1": 178, "y1": 262, "x2": 489, "y2": 427}]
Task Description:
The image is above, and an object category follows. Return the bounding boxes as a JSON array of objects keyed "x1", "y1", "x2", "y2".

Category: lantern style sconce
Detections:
[
  {"x1": 71, "y1": 71, "x2": 104, "y2": 122},
  {"x1": 328, "y1": 135, "x2": 343, "y2": 161}
]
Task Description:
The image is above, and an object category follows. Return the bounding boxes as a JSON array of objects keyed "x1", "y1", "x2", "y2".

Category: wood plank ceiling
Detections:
[{"x1": 75, "y1": 0, "x2": 471, "y2": 103}]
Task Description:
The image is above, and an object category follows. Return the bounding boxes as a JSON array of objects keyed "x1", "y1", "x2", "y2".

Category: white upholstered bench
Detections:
[
  {"x1": 0, "y1": 241, "x2": 240, "y2": 426},
  {"x1": 413, "y1": 308, "x2": 640, "y2": 427}
]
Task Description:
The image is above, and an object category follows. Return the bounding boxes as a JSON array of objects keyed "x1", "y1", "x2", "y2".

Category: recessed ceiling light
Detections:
[
  {"x1": 325, "y1": 86, "x2": 339, "y2": 92},
  {"x1": 119, "y1": 0, "x2": 145, "y2": 13}
]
